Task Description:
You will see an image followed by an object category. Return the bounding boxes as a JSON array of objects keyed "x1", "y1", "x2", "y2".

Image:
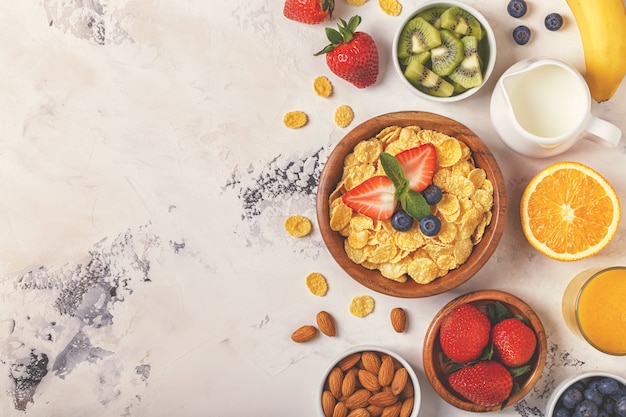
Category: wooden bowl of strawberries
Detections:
[
  {"x1": 316, "y1": 111, "x2": 507, "y2": 298},
  {"x1": 423, "y1": 289, "x2": 547, "y2": 412}
]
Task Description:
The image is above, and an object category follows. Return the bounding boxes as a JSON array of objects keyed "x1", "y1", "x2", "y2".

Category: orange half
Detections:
[{"x1": 520, "y1": 162, "x2": 621, "y2": 261}]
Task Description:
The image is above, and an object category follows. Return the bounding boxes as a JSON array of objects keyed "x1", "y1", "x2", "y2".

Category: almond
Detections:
[
  {"x1": 366, "y1": 405, "x2": 384, "y2": 417},
  {"x1": 399, "y1": 397, "x2": 414, "y2": 417},
  {"x1": 369, "y1": 392, "x2": 398, "y2": 408},
  {"x1": 333, "y1": 402, "x2": 349, "y2": 417},
  {"x1": 390, "y1": 368, "x2": 408, "y2": 395},
  {"x1": 323, "y1": 390, "x2": 337, "y2": 417},
  {"x1": 390, "y1": 308, "x2": 407, "y2": 333},
  {"x1": 361, "y1": 351, "x2": 381, "y2": 374},
  {"x1": 342, "y1": 368, "x2": 358, "y2": 397},
  {"x1": 317, "y1": 311, "x2": 337, "y2": 337},
  {"x1": 346, "y1": 408, "x2": 370, "y2": 417},
  {"x1": 290, "y1": 325, "x2": 318, "y2": 343},
  {"x1": 381, "y1": 402, "x2": 401, "y2": 417},
  {"x1": 337, "y1": 352, "x2": 361, "y2": 371},
  {"x1": 358, "y1": 369, "x2": 381, "y2": 392},
  {"x1": 328, "y1": 367, "x2": 344, "y2": 399},
  {"x1": 345, "y1": 389, "x2": 371, "y2": 409},
  {"x1": 378, "y1": 356, "x2": 395, "y2": 386},
  {"x1": 401, "y1": 379, "x2": 414, "y2": 398}
]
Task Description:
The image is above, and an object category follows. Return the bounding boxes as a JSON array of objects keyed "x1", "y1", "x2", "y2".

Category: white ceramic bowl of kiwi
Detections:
[{"x1": 392, "y1": 0, "x2": 497, "y2": 102}]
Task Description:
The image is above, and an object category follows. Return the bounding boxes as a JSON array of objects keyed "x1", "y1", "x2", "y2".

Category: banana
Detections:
[{"x1": 566, "y1": 0, "x2": 626, "y2": 102}]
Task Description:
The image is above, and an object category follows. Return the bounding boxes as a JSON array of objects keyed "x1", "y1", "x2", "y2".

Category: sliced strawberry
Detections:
[
  {"x1": 394, "y1": 143, "x2": 436, "y2": 192},
  {"x1": 342, "y1": 176, "x2": 397, "y2": 220}
]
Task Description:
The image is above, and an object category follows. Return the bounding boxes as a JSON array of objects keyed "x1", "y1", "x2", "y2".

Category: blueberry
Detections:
[
  {"x1": 562, "y1": 387, "x2": 585, "y2": 409},
  {"x1": 615, "y1": 395, "x2": 626, "y2": 417},
  {"x1": 419, "y1": 214, "x2": 441, "y2": 236},
  {"x1": 584, "y1": 388, "x2": 604, "y2": 406},
  {"x1": 545, "y1": 13, "x2": 564, "y2": 31},
  {"x1": 391, "y1": 209, "x2": 414, "y2": 232},
  {"x1": 597, "y1": 411, "x2": 609, "y2": 417},
  {"x1": 555, "y1": 407, "x2": 572, "y2": 417},
  {"x1": 422, "y1": 184, "x2": 442, "y2": 205},
  {"x1": 513, "y1": 25, "x2": 531, "y2": 45},
  {"x1": 574, "y1": 400, "x2": 599, "y2": 417},
  {"x1": 598, "y1": 378, "x2": 619, "y2": 395},
  {"x1": 603, "y1": 397, "x2": 615, "y2": 414},
  {"x1": 507, "y1": 0, "x2": 528, "y2": 18}
]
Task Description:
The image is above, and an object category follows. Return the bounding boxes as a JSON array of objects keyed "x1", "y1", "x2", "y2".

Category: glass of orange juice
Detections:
[{"x1": 562, "y1": 266, "x2": 626, "y2": 355}]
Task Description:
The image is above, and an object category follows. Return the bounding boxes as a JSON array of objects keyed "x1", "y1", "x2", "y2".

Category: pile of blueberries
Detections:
[
  {"x1": 553, "y1": 376, "x2": 626, "y2": 417},
  {"x1": 506, "y1": 0, "x2": 564, "y2": 45}
]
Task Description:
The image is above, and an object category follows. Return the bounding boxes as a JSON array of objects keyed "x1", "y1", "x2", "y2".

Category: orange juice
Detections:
[{"x1": 562, "y1": 267, "x2": 626, "y2": 355}]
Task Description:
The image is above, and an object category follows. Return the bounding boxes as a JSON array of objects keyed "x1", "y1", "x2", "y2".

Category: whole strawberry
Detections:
[
  {"x1": 448, "y1": 361, "x2": 513, "y2": 407},
  {"x1": 283, "y1": 0, "x2": 334, "y2": 24},
  {"x1": 315, "y1": 15, "x2": 379, "y2": 88},
  {"x1": 492, "y1": 318, "x2": 537, "y2": 367},
  {"x1": 439, "y1": 304, "x2": 491, "y2": 363}
]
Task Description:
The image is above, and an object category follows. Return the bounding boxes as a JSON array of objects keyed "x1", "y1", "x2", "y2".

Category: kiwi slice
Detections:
[
  {"x1": 430, "y1": 29, "x2": 464, "y2": 77},
  {"x1": 403, "y1": 59, "x2": 454, "y2": 97},
  {"x1": 449, "y1": 52, "x2": 483, "y2": 89},
  {"x1": 397, "y1": 17, "x2": 442, "y2": 59},
  {"x1": 415, "y1": 6, "x2": 448, "y2": 29},
  {"x1": 440, "y1": 7, "x2": 484, "y2": 40},
  {"x1": 399, "y1": 50, "x2": 431, "y2": 67}
]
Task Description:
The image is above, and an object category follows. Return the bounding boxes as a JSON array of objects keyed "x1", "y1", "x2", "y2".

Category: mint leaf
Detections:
[
  {"x1": 399, "y1": 189, "x2": 431, "y2": 220},
  {"x1": 380, "y1": 152, "x2": 406, "y2": 188}
]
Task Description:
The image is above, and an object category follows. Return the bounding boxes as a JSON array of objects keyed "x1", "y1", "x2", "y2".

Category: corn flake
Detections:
[
  {"x1": 378, "y1": 0, "x2": 402, "y2": 15},
  {"x1": 346, "y1": 0, "x2": 368, "y2": 5},
  {"x1": 284, "y1": 215, "x2": 312, "y2": 237},
  {"x1": 349, "y1": 295, "x2": 375, "y2": 317},
  {"x1": 313, "y1": 75, "x2": 333, "y2": 97},
  {"x1": 334, "y1": 104, "x2": 355, "y2": 128},
  {"x1": 407, "y1": 257, "x2": 438, "y2": 284},
  {"x1": 283, "y1": 111, "x2": 308, "y2": 129},
  {"x1": 305, "y1": 272, "x2": 328, "y2": 296}
]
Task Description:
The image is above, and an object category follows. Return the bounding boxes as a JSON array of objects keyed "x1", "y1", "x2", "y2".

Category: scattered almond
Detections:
[
  {"x1": 390, "y1": 308, "x2": 407, "y2": 333},
  {"x1": 323, "y1": 390, "x2": 337, "y2": 417},
  {"x1": 291, "y1": 325, "x2": 318, "y2": 343},
  {"x1": 316, "y1": 311, "x2": 337, "y2": 337},
  {"x1": 378, "y1": 356, "x2": 395, "y2": 386},
  {"x1": 369, "y1": 392, "x2": 398, "y2": 408}
]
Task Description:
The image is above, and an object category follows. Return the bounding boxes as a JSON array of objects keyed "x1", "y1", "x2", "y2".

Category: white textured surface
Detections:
[{"x1": 0, "y1": 0, "x2": 625, "y2": 416}]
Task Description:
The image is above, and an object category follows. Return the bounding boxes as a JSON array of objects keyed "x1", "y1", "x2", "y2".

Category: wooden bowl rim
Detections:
[
  {"x1": 316, "y1": 111, "x2": 508, "y2": 298},
  {"x1": 422, "y1": 289, "x2": 548, "y2": 412}
]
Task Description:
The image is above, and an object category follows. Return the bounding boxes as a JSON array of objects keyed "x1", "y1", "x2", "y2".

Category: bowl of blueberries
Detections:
[{"x1": 546, "y1": 372, "x2": 626, "y2": 417}]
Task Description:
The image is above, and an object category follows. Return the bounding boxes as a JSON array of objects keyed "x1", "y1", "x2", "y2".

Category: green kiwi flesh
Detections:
[
  {"x1": 415, "y1": 6, "x2": 448, "y2": 29},
  {"x1": 403, "y1": 59, "x2": 454, "y2": 97},
  {"x1": 397, "y1": 17, "x2": 442, "y2": 59},
  {"x1": 430, "y1": 29, "x2": 464, "y2": 77},
  {"x1": 449, "y1": 52, "x2": 483, "y2": 89},
  {"x1": 440, "y1": 7, "x2": 484, "y2": 40}
]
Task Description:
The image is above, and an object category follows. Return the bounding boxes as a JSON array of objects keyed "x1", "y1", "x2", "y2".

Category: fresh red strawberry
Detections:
[
  {"x1": 315, "y1": 15, "x2": 379, "y2": 88},
  {"x1": 448, "y1": 361, "x2": 513, "y2": 407},
  {"x1": 283, "y1": 0, "x2": 334, "y2": 24},
  {"x1": 394, "y1": 144, "x2": 436, "y2": 192},
  {"x1": 439, "y1": 304, "x2": 491, "y2": 363},
  {"x1": 491, "y1": 318, "x2": 537, "y2": 367},
  {"x1": 341, "y1": 176, "x2": 396, "y2": 220}
]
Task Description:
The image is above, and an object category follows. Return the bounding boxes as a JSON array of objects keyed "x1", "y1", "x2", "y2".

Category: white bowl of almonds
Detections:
[
  {"x1": 316, "y1": 111, "x2": 507, "y2": 298},
  {"x1": 319, "y1": 346, "x2": 420, "y2": 417}
]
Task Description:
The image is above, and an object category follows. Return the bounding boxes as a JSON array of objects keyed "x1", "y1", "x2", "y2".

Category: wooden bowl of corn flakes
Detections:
[{"x1": 316, "y1": 111, "x2": 507, "y2": 298}]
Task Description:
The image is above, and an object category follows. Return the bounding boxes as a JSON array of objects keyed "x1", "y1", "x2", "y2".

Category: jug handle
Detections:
[{"x1": 584, "y1": 117, "x2": 622, "y2": 148}]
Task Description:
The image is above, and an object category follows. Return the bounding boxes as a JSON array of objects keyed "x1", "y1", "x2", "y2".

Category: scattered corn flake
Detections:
[
  {"x1": 349, "y1": 295, "x2": 375, "y2": 317},
  {"x1": 334, "y1": 104, "x2": 355, "y2": 128},
  {"x1": 313, "y1": 75, "x2": 333, "y2": 97},
  {"x1": 283, "y1": 111, "x2": 308, "y2": 129},
  {"x1": 284, "y1": 215, "x2": 313, "y2": 237},
  {"x1": 379, "y1": 0, "x2": 402, "y2": 17},
  {"x1": 305, "y1": 272, "x2": 329, "y2": 296},
  {"x1": 345, "y1": 0, "x2": 368, "y2": 5}
]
